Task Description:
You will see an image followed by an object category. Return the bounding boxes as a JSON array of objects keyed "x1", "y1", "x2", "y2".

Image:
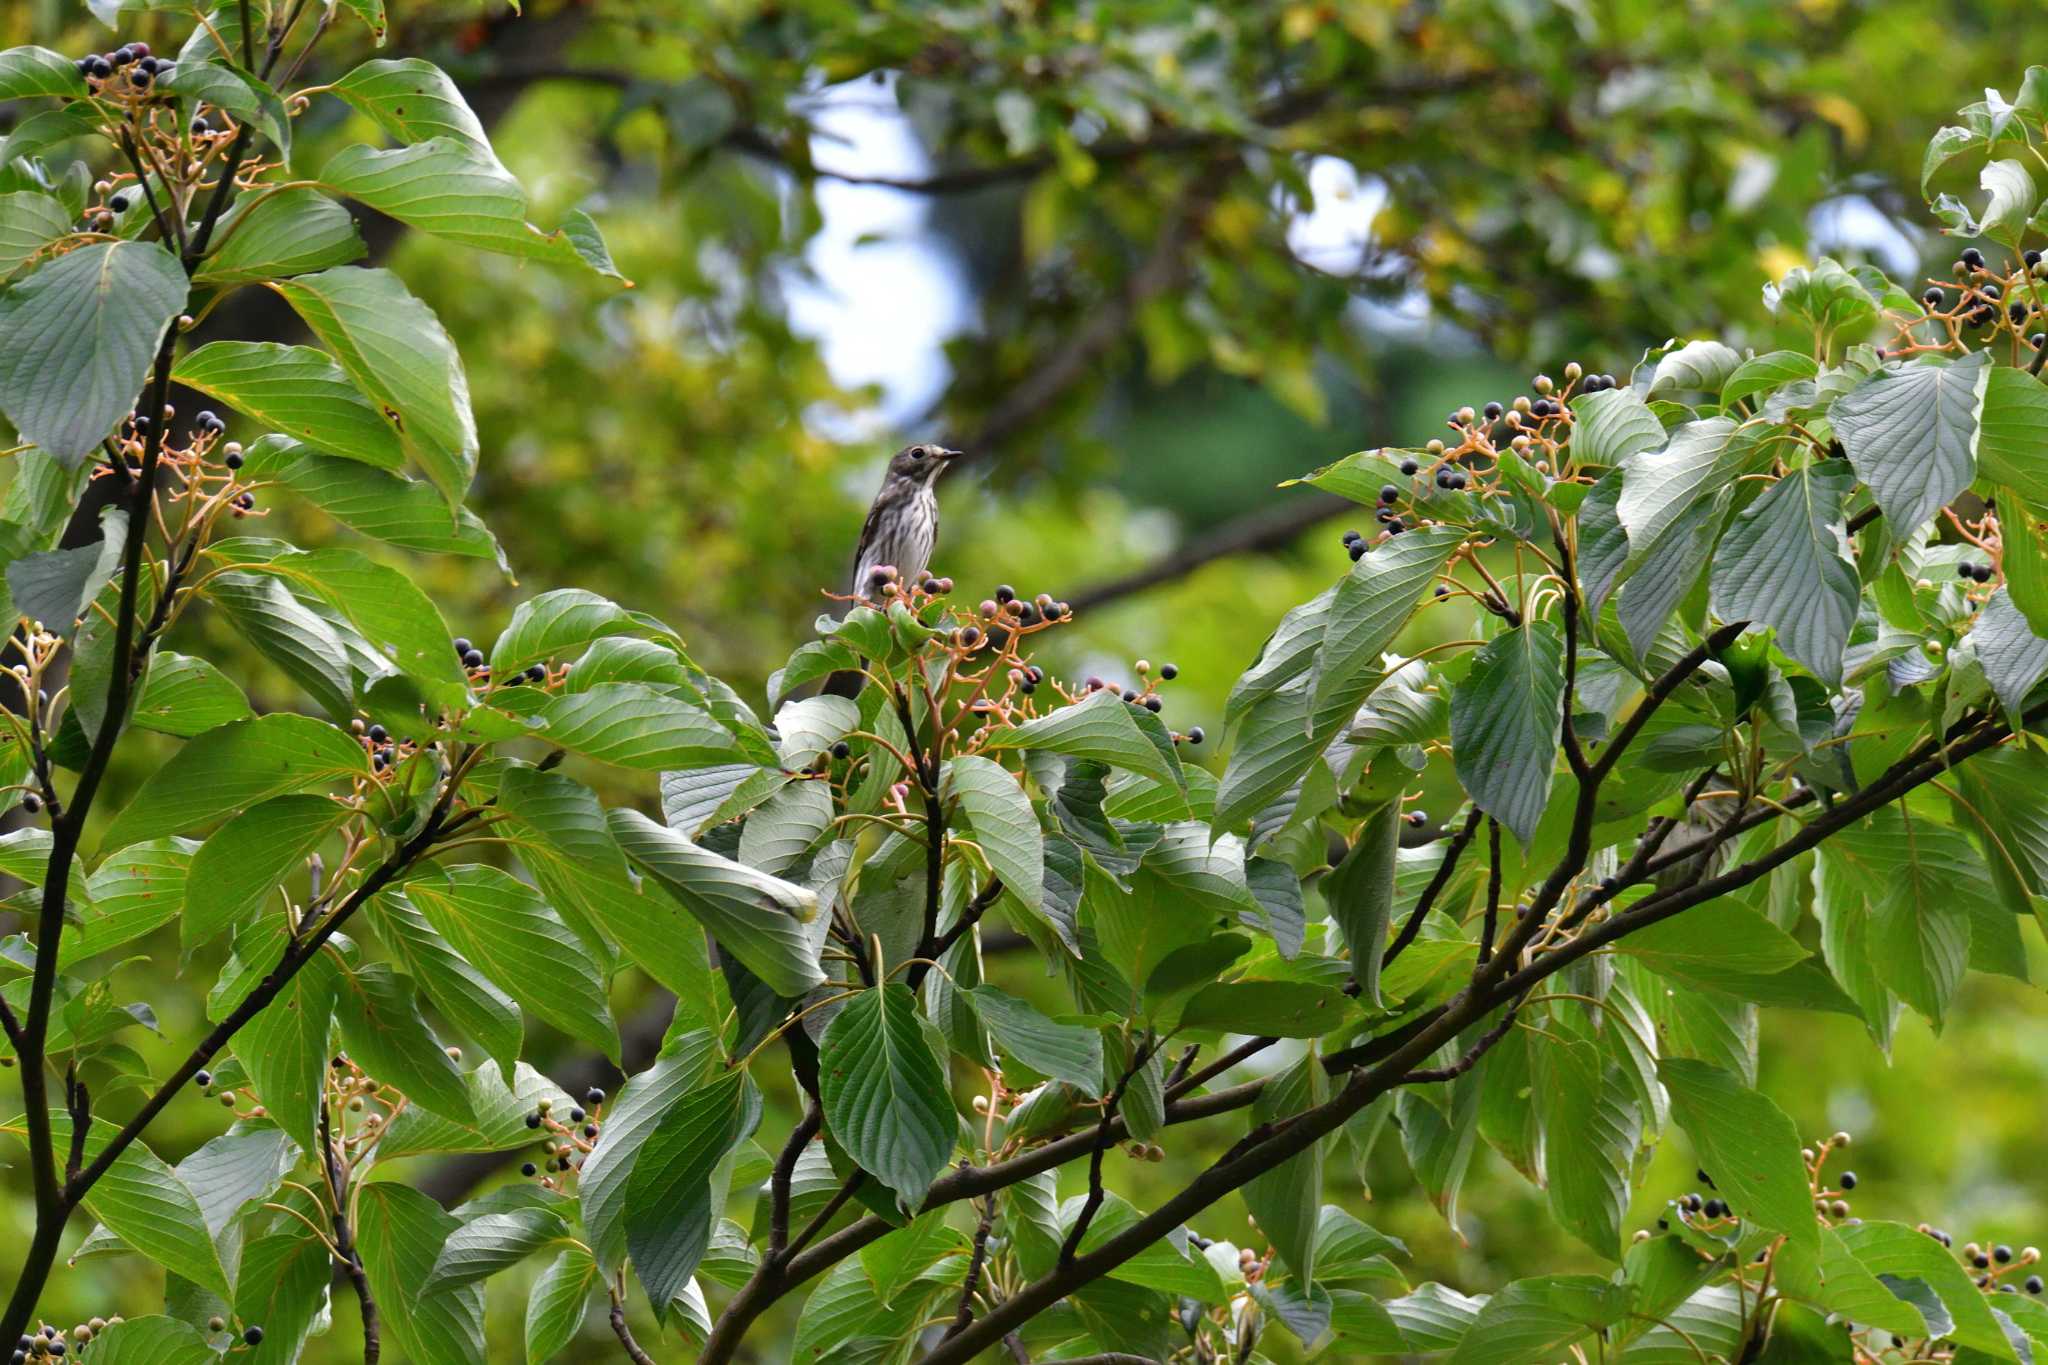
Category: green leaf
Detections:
[
  {"x1": 1616, "y1": 418, "x2": 1736, "y2": 556},
  {"x1": 173, "y1": 342, "x2": 406, "y2": 470},
  {"x1": 526, "y1": 1247, "x2": 598, "y2": 1364},
  {"x1": 1450, "y1": 621, "x2": 1565, "y2": 845},
  {"x1": 61, "y1": 1316, "x2": 213, "y2": 1364},
  {"x1": 497, "y1": 766, "x2": 711, "y2": 998},
  {"x1": 1532, "y1": 1024, "x2": 1641, "y2": 1259},
  {"x1": 1179, "y1": 978, "x2": 1350, "y2": 1038},
  {"x1": 270, "y1": 267, "x2": 476, "y2": 505},
  {"x1": 357, "y1": 1184, "x2": 487, "y2": 1365},
  {"x1": 63, "y1": 838, "x2": 195, "y2": 966},
  {"x1": 1659, "y1": 1057, "x2": 1816, "y2": 1251},
  {"x1": 1617, "y1": 902, "x2": 1812, "y2": 978},
  {"x1": 1973, "y1": 589, "x2": 2048, "y2": 716},
  {"x1": 1243, "y1": 1051, "x2": 1327, "y2": 1285},
  {"x1": 1837, "y1": 1220, "x2": 2021, "y2": 1359},
  {"x1": 184, "y1": 793, "x2": 346, "y2": 949},
  {"x1": 1763, "y1": 257, "x2": 1878, "y2": 337},
  {"x1": 1827, "y1": 806, "x2": 1985, "y2": 1026},
  {"x1": 1647, "y1": 339, "x2": 1742, "y2": 397},
  {"x1": 204, "y1": 569, "x2": 357, "y2": 720},
  {"x1": 964, "y1": 985, "x2": 1102, "y2": 1089},
  {"x1": 8, "y1": 505, "x2": 125, "y2": 632},
  {"x1": 1978, "y1": 158, "x2": 2038, "y2": 248},
  {"x1": 610, "y1": 809, "x2": 825, "y2": 996},
  {"x1": 1061, "y1": 1192, "x2": 1228, "y2": 1302},
  {"x1": 1569, "y1": 387, "x2": 1667, "y2": 466},
  {"x1": 255, "y1": 547, "x2": 467, "y2": 690},
  {"x1": 106, "y1": 714, "x2": 368, "y2": 846},
  {"x1": 820, "y1": 984, "x2": 955, "y2": 1213},
  {"x1": 0, "y1": 191, "x2": 73, "y2": 277},
  {"x1": 979, "y1": 688, "x2": 1184, "y2": 791},
  {"x1": 367, "y1": 892, "x2": 523, "y2": 1075},
  {"x1": 404, "y1": 863, "x2": 621, "y2": 1062},
  {"x1": 943, "y1": 755, "x2": 1044, "y2": 914},
  {"x1": 579, "y1": 1031, "x2": 720, "y2": 1272},
  {"x1": 0, "y1": 240, "x2": 186, "y2": 466},
  {"x1": 131, "y1": 652, "x2": 254, "y2": 737},
  {"x1": 738, "y1": 778, "x2": 832, "y2": 875},
  {"x1": 40, "y1": 1113, "x2": 227, "y2": 1297},
  {"x1": 493, "y1": 589, "x2": 638, "y2": 674},
  {"x1": 424, "y1": 1206, "x2": 570, "y2": 1295},
  {"x1": 1225, "y1": 584, "x2": 1335, "y2": 722},
  {"x1": 1833, "y1": 352, "x2": 1990, "y2": 534},
  {"x1": 1710, "y1": 463, "x2": 1859, "y2": 686},
  {"x1": 0, "y1": 46, "x2": 86, "y2": 100},
  {"x1": 232, "y1": 949, "x2": 337, "y2": 1153},
  {"x1": 1443, "y1": 1275, "x2": 1620, "y2": 1365},
  {"x1": 331, "y1": 58, "x2": 497, "y2": 160},
  {"x1": 240, "y1": 436, "x2": 506, "y2": 566},
  {"x1": 1324, "y1": 803, "x2": 1400, "y2": 1005},
  {"x1": 194, "y1": 188, "x2": 366, "y2": 286},
  {"x1": 1721, "y1": 350, "x2": 1820, "y2": 409},
  {"x1": 234, "y1": 1232, "x2": 333, "y2": 1365},
  {"x1": 333, "y1": 961, "x2": 476, "y2": 1123},
  {"x1": 160, "y1": 61, "x2": 291, "y2": 158},
  {"x1": 625, "y1": 1068, "x2": 760, "y2": 1312},
  {"x1": 1978, "y1": 366, "x2": 2048, "y2": 498},
  {"x1": 1312, "y1": 525, "x2": 1466, "y2": 726},
  {"x1": 317, "y1": 139, "x2": 626, "y2": 281}
]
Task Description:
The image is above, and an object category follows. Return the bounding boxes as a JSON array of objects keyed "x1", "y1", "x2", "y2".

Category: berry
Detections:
[
  {"x1": 129, "y1": 66, "x2": 151, "y2": 87},
  {"x1": 525, "y1": 1113, "x2": 542, "y2": 1129},
  {"x1": 1341, "y1": 529, "x2": 1362, "y2": 545},
  {"x1": 830, "y1": 741, "x2": 850, "y2": 760},
  {"x1": 570, "y1": 1107, "x2": 586, "y2": 1123},
  {"x1": 1962, "y1": 247, "x2": 1986, "y2": 269},
  {"x1": 2029, "y1": 250, "x2": 2044, "y2": 268},
  {"x1": 1975, "y1": 1253, "x2": 1993, "y2": 1269},
  {"x1": 462, "y1": 649, "x2": 484, "y2": 669},
  {"x1": 1959, "y1": 562, "x2": 1977, "y2": 580},
  {"x1": 223, "y1": 448, "x2": 243, "y2": 470},
  {"x1": 194, "y1": 1070, "x2": 210, "y2": 1087},
  {"x1": 1348, "y1": 541, "x2": 1366, "y2": 561},
  {"x1": 1159, "y1": 663, "x2": 1178, "y2": 680},
  {"x1": 522, "y1": 1161, "x2": 539, "y2": 1178},
  {"x1": 1483, "y1": 401, "x2": 1504, "y2": 420},
  {"x1": 2029, "y1": 1276, "x2": 2043, "y2": 1294},
  {"x1": 1997, "y1": 1245, "x2": 2015, "y2": 1263},
  {"x1": 453, "y1": 637, "x2": 472, "y2": 654},
  {"x1": 2014, "y1": 302, "x2": 2031, "y2": 324},
  {"x1": 1186, "y1": 727, "x2": 1205, "y2": 745},
  {"x1": 367, "y1": 724, "x2": 388, "y2": 743},
  {"x1": 1385, "y1": 520, "x2": 1404, "y2": 534},
  {"x1": 87, "y1": 57, "x2": 112, "y2": 77},
  {"x1": 208, "y1": 1319, "x2": 225, "y2": 1334},
  {"x1": 1015, "y1": 603, "x2": 1039, "y2": 625},
  {"x1": 995, "y1": 584, "x2": 1016, "y2": 604},
  {"x1": 525, "y1": 664, "x2": 546, "y2": 683},
  {"x1": 1398, "y1": 459, "x2": 1418, "y2": 476},
  {"x1": 1838, "y1": 1171, "x2": 1856, "y2": 1190},
  {"x1": 243, "y1": 1328, "x2": 263, "y2": 1347},
  {"x1": 20, "y1": 795, "x2": 37, "y2": 814},
  {"x1": 1378, "y1": 483, "x2": 1399, "y2": 504},
  {"x1": 1924, "y1": 287, "x2": 1945, "y2": 308},
  {"x1": 108, "y1": 195, "x2": 129, "y2": 213},
  {"x1": 191, "y1": 115, "x2": 209, "y2": 134},
  {"x1": 1981, "y1": 282, "x2": 2003, "y2": 301},
  {"x1": 1143, "y1": 696, "x2": 1163, "y2": 712},
  {"x1": 234, "y1": 492, "x2": 253, "y2": 510},
  {"x1": 128, "y1": 42, "x2": 149, "y2": 58},
  {"x1": 583, "y1": 1123, "x2": 598, "y2": 1138}
]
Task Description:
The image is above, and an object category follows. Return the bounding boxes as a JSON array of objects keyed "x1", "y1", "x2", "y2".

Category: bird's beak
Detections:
[{"x1": 937, "y1": 447, "x2": 963, "y2": 462}]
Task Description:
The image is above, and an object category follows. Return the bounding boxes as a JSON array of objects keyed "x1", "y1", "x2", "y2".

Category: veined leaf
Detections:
[
  {"x1": 1450, "y1": 621, "x2": 1565, "y2": 846},
  {"x1": 1832, "y1": 352, "x2": 1989, "y2": 535},
  {"x1": 980, "y1": 689, "x2": 1185, "y2": 792},
  {"x1": 1659, "y1": 1057, "x2": 1815, "y2": 1251},
  {"x1": 106, "y1": 714, "x2": 368, "y2": 846},
  {"x1": 943, "y1": 754, "x2": 1044, "y2": 914},
  {"x1": 1710, "y1": 463, "x2": 1859, "y2": 686},
  {"x1": 173, "y1": 342, "x2": 406, "y2": 470},
  {"x1": 184, "y1": 793, "x2": 347, "y2": 950},
  {"x1": 194, "y1": 188, "x2": 366, "y2": 285},
  {"x1": 624, "y1": 1068, "x2": 760, "y2": 1314},
  {"x1": 820, "y1": 984, "x2": 955, "y2": 1213}
]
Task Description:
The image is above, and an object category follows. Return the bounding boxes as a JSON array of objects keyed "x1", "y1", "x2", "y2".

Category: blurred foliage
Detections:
[{"x1": 6, "y1": 0, "x2": 2048, "y2": 1360}]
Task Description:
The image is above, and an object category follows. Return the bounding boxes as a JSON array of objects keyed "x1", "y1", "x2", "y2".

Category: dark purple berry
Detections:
[
  {"x1": 462, "y1": 649, "x2": 485, "y2": 669},
  {"x1": 1962, "y1": 247, "x2": 1986, "y2": 270},
  {"x1": 1398, "y1": 459, "x2": 1418, "y2": 476},
  {"x1": 1378, "y1": 483, "x2": 1399, "y2": 504},
  {"x1": 585, "y1": 1087, "x2": 605, "y2": 1105},
  {"x1": 1186, "y1": 727, "x2": 1205, "y2": 745}
]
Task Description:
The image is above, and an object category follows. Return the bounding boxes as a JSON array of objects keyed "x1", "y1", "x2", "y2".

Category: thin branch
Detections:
[
  {"x1": 1383, "y1": 808, "x2": 1483, "y2": 967},
  {"x1": 1065, "y1": 493, "x2": 1349, "y2": 617},
  {"x1": 768, "y1": 1103, "x2": 822, "y2": 1256},
  {"x1": 1476, "y1": 819, "x2": 1502, "y2": 967},
  {"x1": 608, "y1": 1291, "x2": 658, "y2": 1365},
  {"x1": 1399, "y1": 1001, "x2": 1521, "y2": 1084},
  {"x1": 1165, "y1": 1035, "x2": 1274, "y2": 1103},
  {"x1": 319, "y1": 1102, "x2": 379, "y2": 1364},
  {"x1": 940, "y1": 1192, "x2": 996, "y2": 1342},
  {"x1": 1059, "y1": 1033, "x2": 1156, "y2": 1264}
]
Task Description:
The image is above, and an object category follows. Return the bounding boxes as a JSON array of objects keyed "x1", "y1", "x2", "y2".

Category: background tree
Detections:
[{"x1": 7, "y1": 4, "x2": 2048, "y2": 1365}]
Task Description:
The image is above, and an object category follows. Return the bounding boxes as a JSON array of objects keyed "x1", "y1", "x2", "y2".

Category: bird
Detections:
[{"x1": 823, "y1": 442, "x2": 961, "y2": 696}]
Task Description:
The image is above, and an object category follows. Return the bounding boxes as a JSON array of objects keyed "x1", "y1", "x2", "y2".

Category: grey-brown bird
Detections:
[{"x1": 823, "y1": 442, "x2": 961, "y2": 696}]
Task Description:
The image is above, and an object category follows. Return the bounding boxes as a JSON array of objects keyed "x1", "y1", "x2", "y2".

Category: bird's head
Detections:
[{"x1": 884, "y1": 442, "x2": 961, "y2": 487}]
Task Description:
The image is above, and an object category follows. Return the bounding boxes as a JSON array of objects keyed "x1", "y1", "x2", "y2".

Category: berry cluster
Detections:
[
  {"x1": 1077, "y1": 659, "x2": 1202, "y2": 744},
  {"x1": 191, "y1": 1067, "x2": 267, "y2": 1122},
  {"x1": 1957, "y1": 560, "x2": 1995, "y2": 583},
  {"x1": 204, "y1": 1318, "x2": 264, "y2": 1348},
  {"x1": 73, "y1": 42, "x2": 173, "y2": 90},
  {"x1": 348, "y1": 718, "x2": 411, "y2": 773},
  {"x1": 1885, "y1": 246, "x2": 2048, "y2": 359},
  {"x1": 518, "y1": 1088, "x2": 607, "y2": 1188},
  {"x1": 976, "y1": 582, "x2": 1068, "y2": 629}
]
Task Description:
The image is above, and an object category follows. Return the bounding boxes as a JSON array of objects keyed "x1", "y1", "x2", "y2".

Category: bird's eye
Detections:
[{"x1": 911, "y1": 446, "x2": 927, "y2": 460}]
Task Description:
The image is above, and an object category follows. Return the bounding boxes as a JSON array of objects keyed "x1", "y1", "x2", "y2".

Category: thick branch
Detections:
[
  {"x1": 1383, "y1": 808, "x2": 1482, "y2": 967},
  {"x1": 319, "y1": 1103, "x2": 379, "y2": 1364}
]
